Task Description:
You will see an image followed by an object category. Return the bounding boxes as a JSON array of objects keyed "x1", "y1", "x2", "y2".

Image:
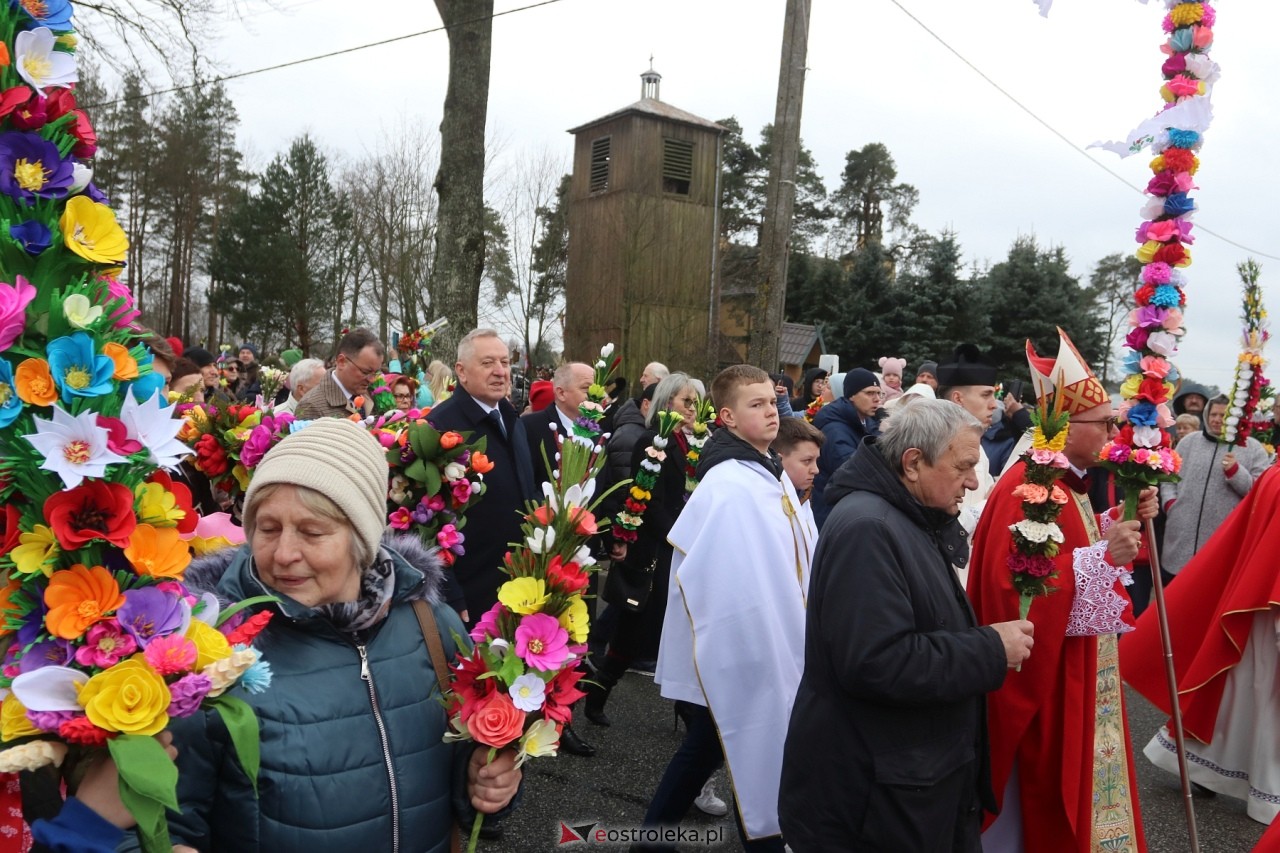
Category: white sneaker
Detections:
[{"x1": 694, "y1": 780, "x2": 729, "y2": 817}]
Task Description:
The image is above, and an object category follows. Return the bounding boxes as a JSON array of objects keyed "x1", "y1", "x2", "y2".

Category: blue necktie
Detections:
[{"x1": 489, "y1": 408, "x2": 507, "y2": 439}]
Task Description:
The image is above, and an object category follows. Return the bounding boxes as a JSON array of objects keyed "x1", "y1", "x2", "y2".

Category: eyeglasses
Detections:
[
  {"x1": 1070, "y1": 416, "x2": 1121, "y2": 429},
  {"x1": 343, "y1": 356, "x2": 382, "y2": 378},
  {"x1": 393, "y1": 393, "x2": 413, "y2": 400}
]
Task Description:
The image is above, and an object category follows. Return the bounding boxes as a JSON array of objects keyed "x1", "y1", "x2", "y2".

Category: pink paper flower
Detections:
[
  {"x1": 96, "y1": 415, "x2": 143, "y2": 456},
  {"x1": 424, "y1": 494, "x2": 446, "y2": 513},
  {"x1": 0, "y1": 275, "x2": 36, "y2": 350},
  {"x1": 437, "y1": 523, "x2": 463, "y2": 550},
  {"x1": 450, "y1": 479, "x2": 473, "y2": 505},
  {"x1": 514, "y1": 612, "x2": 570, "y2": 671},
  {"x1": 388, "y1": 507, "x2": 413, "y2": 531},
  {"x1": 1139, "y1": 355, "x2": 1171, "y2": 379},
  {"x1": 144, "y1": 633, "x2": 198, "y2": 676},
  {"x1": 1142, "y1": 262, "x2": 1173, "y2": 285},
  {"x1": 74, "y1": 620, "x2": 138, "y2": 668},
  {"x1": 469, "y1": 602, "x2": 505, "y2": 643},
  {"x1": 1161, "y1": 309, "x2": 1185, "y2": 334}
]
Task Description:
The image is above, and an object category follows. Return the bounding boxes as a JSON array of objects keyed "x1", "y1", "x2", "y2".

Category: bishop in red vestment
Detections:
[{"x1": 969, "y1": 330, "x2": 1153, "y2": 852}]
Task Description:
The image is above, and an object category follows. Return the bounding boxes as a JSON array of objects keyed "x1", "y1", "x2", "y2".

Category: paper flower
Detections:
[
  {"x1": 73, "y1": 620, "x2": 138, "y2": 668},
  {"x1": 166, "y1": 673, "x2": 211, "y2": 717},
  {"x1": 60, "y1": 195, "x2": 127, "y2": 263},
  {"x1": 124, "y1": 523, "x2": 191, "y2": 579},
  {"x1": 0, "y1": 740, "x2": 66, "y2": 772},
  {"x1": 15, "y1": 357, "x2": 56, "y2": 405},
  {"x1": 467, "y1": 692, "x2": 525, "y2": 748},
  {"x1": 43, "y1": 563, "x2": 125, "y2": 640},
  {"x1": 10, "y1": 665, "x2": 87, "y2": 711},
  {"x1": 497, "y1": 577, "x2": 549, "y2": 615},
  {"x1": 143, "y1": 633, "x2": 197, "y2": 676},
  {"x1": 13, "y1": 28, "x2": 76, "y2": 91},
  {"x1": 558, "y1": 594, "x2": 589, "y2": 644},
  {"x1": 515, "y1": 718, "x2": 559, "y2": 766},
  {"x1": 526, "y1": 527, "x2": 555, "y2": 554},
  {"x1": 514, "y1": 612, "x2": 570, "y2": 671},
  {"x1": 120, "y1": 389, "x2": 191, "y2": 469},
  {"x1": 0, "y1": 274, "x2": 35, "y2": 350},
  {"x1": 11, "y1": 524, "x2": 58, "y2": 576},
  {"x1": 46, "y1": 331, "x2": 115, "y2": 402},
  {"x1": 117, "y1": 586, "x2": 188, "y2": 648},
  {"x1": 186, "y1": 619, "x2": 232, "y2": 670},
  {"x1": 9, "y1": 219, "x2": 50, "y2": 254},
  {"x1": 0, "y1": 130, "x2": 73, "y2": 201},
  {"x1": 0, "y1": 358, "x2": 22, "y2": 428},
  {"x1": 508, "y1": 672, "x2": 546, "y2": 712},
  {"x1": 1010, "y1": 519, "x2": 1065, "y2": 545},
  {"x1": 78, "y1": 656, "x2": 171, "y2": 736},
  {"x1": 43, "y1": 479, "x2": 137, "y2": 549},
  {"x1": 23, "y1": 404, "x2": 129, "y2": 488}
]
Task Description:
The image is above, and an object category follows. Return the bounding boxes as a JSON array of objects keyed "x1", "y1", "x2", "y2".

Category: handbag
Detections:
[{"x1": 603, "y1": 557, "x2": 658, "y2": 613}]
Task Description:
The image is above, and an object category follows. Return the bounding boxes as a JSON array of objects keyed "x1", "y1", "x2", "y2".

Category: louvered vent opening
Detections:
[
  {"x1": 662, "y1": 138, "x2": 693, "y2": 195},
  {"x1": 589, "y1": 136, "x2": 611, "y2": 193}
]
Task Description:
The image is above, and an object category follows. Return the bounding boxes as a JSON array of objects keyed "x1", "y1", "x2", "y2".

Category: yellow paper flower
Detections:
[
  {"x1": 77, "y1": 656, "x2": 171, "y2": 736},
  {"x1": 1169, "y1": 2, "x2": 1203, "y2": 27},
  {"x1": 558, "y1": 595, "x2": 589, "y2": 644},
  {"x1": 0, "y1": 740, "x2": 67, "y2": 773},
  {"x1": 1031, "y1": 427, "x2": 1068, "y2": 454},
  {"x1": 1, "y1": 696, "x2": 40, "y2": 742},
  {"x1": 1120, "y1": 375, "x2": 1142, "y2": 400},
  {"x1": 60, "y1": 196, "x2": 129, "y2": 264},
  {"x1": 497, "y1": 577, "x2": 549, "y2": 615},
  {"x1": 515, "y1": 718, "x2": 560, "y2": 767},
  {"x1": 11, "y1": 523, "x2": 58, "y2": 576},
  {"x1": 189, "y1": 534, "x2": 237, "y2": 556},
  {"x1": 101, "y1": 342, "x2": 139, "y2": 380},
  {"x1": 1136, "y1": 240, "x2": 1161, "y2": 264},
  {"x1": 187, "y1": 619, "x2": 233, "y2": 670},
  {"x1": 62, "y1": 293, "x2": 103, "y2": 329},
  {"x1": 134, "y1": 482, "x2": 186, "y2": 529},
  {"x1": 231, "y1": 463, "x2": 251, "y2": 493}
]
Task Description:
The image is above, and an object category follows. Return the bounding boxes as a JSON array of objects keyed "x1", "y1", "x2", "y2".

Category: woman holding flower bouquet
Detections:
[
  {"x1": 124, "y1": 419, "x2": 521, "y2": 852},
  {"x1": 586, "y1": 373, "x2": 700, "y2": 724}
]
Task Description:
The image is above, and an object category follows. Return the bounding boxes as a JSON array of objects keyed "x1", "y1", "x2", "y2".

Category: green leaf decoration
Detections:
[
  {"x1": 408, "y1": 423, "x2": 440, "y2": 459},
  {"x1": 210, "y1": 694, "x2": 262, "y2": 796},
  {"x1": 108, "y1": 733, "x2": 179, "y2": 852},
  {"x1": 214, "y1": 595, "x2": 280, "y2": 627}
]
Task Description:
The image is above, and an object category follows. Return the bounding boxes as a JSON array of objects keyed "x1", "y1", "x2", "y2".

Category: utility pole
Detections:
[{"x1": 747, "y1": 0, "x2": 811, "y2": 370}]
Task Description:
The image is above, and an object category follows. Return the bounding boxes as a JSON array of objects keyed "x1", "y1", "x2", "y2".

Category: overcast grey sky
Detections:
[{"x1": 118, "y1": 0, "x2": 1277, "y2": 390}]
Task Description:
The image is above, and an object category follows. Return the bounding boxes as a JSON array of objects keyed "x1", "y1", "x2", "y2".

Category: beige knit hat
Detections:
[{"x1": 244, "y1": 418, "x2": 389, "y2": 564}]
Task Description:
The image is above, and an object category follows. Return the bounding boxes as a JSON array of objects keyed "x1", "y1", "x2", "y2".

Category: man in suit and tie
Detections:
[
  {"x1": 428, "y1": 328, "x2": 537, "y2": 626},
  {"x1": 521, "y1": 362, "x2": 593, "y2": 484},
  {"x1": 295, "y1": 327, "x2": 384, "y2": 420}
]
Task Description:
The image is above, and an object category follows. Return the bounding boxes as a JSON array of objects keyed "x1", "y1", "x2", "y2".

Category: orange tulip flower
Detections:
[
  {"x1": 440, "y1": 431, "x2": 463, "y2": 450},
  {"x1": 44, "y1": 564, "x2": 126, "y2": 640},
  {"x1": 101, "y1": 343, "x2": 139, "y2": 381},
  {"x1": 470, "y1": 452, "x2": 494, "y2": 474}
]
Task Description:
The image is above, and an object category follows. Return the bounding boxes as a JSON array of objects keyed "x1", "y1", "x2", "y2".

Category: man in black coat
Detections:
[
  {"x1": 427, "y1": 329, "x2": 536, "y2": 626},
  {"x1": 779, "y1": 399, "x2": 1034, "y2": 852}
]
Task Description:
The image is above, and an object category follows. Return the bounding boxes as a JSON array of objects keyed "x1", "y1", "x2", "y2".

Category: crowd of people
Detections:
[{"x1": 16, "y1": 322, "x2": 1280, "y2": 853}]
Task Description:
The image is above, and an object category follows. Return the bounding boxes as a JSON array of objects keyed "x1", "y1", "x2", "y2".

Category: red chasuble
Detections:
[
  {"x1": 1120, "y1": 465, "x2": 1280, "y2": 742},
  {"x1": 969, "y1": 461, "x2": 1146, "y2": 852}
]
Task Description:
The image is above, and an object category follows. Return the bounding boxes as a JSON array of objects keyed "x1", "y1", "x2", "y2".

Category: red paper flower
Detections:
[
  {"x1": 451, "y1": 648, "x2": 497, "y2": 722},
  {"x1": 224, "y1": 610, "x2": 273, "y2": 647},
  {"x1": 545, "y1": 556, "x2": 588, "y2": 595},
  {"x1": 467, "y1": 691, "x2": 524, "y2": 748},
  {"x1": 1137, "y1": 377, "x2": 1169, "y2": 404},
  {"x1": 1134, "y1": 284, "x2": 1156, "y2": 306},
  {"x1": 59, "y1": 715, "x2": 113, "y2": 747},
  {"x1": 1153, "y1": 242, "x2": 1187, "y2": 267},
  {"x1": 193, "y1": 433, "x2": 229, "y2": 477},
  {"x1": 43, "y1": 87, "x2": 75, "y2": 119},
  {"x1": 543, "y1": 667, "x2": 586, "y2": 723},
  {"x1": 44, "y1": 480, "x2": 138, "y2": 550},
  {"x1": 0, "y1": 503, "x2": 20, "y2": 556},
  {"x1": 0, "y1": 85, "x2": 30, "y2": 120}
]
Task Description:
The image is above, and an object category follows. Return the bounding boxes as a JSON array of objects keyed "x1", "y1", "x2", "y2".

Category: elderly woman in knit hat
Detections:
[{"x1": 141, "y1": 418, "x2": 520, "y2": 852}]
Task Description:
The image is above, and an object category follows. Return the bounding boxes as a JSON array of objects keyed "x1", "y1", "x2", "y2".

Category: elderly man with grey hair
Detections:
[
  {"x1": 275, "y1": 358, "x2": 326, "y2": 415},
  {"x1": 779, "y1": 399, "x2": 1034, "y2": 852}
]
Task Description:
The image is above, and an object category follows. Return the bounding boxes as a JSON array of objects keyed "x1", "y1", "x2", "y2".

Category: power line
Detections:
[
  {"x1": 86, "y1": 0, "x2": 569, "y2": 109},
  {"x1": 884, "y1": 0, "x2": 1280, "y2": 263}
]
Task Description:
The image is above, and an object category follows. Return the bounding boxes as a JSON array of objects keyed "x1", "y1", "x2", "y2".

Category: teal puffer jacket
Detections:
[{"x1": 144, "y1": 542, "x2": 475, "y2": 853}]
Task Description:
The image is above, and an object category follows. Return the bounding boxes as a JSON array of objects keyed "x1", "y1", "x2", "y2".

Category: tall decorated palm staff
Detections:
[
  {"x1": 1121, "y1": 465, "x2": 1280, "y2": 829},
  {"x1": 968, "y1": 330, "x2": 1156, "y2": 853}
]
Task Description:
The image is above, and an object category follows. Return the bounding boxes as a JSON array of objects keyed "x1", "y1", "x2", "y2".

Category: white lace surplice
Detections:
[{"x1": 1144, "y1": 610, "x2": 1280, "y2": 825}]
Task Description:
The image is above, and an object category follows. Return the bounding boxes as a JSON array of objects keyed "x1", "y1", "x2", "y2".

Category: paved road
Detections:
[{"x1": 478, "y1": 673, "x2": 1266, "y2": 852}]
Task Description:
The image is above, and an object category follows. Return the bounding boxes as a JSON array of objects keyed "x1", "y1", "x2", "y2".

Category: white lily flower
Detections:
[
  {"x1": 528, "y1": 528, "x2": 555, "y2": 554},
  {"x1": 600, "y1": 342, "x2": 615, "y2": 359},
  {"x1": 120, "y1": 390, "x2": 191, "y2": 470},
  {"x1": 542, "y1": 481, "x2": 559, "y2": 512},
  {"x1": 24, "y1": 405, "x2": 129, "y2": 489},
  {"x1": 11, "y1": 666, "x2": 88, "y2": 711}
]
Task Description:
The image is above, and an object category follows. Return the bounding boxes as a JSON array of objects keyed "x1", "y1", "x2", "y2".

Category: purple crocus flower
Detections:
[
  {"x1": 0, "y1": 131, "x2": 76, "y2": 201},
  {"x1": 117, "y1": 587, "x2": 188, "y2": 648},
  {"x1": 18, "y1": 638, "x2": 72, "y2": 673}
]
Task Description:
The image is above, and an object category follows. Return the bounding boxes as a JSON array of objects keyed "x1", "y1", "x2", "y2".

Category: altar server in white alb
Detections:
[{"x1": 636, "y1": 364, "x2": 816, "y2": 852}]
